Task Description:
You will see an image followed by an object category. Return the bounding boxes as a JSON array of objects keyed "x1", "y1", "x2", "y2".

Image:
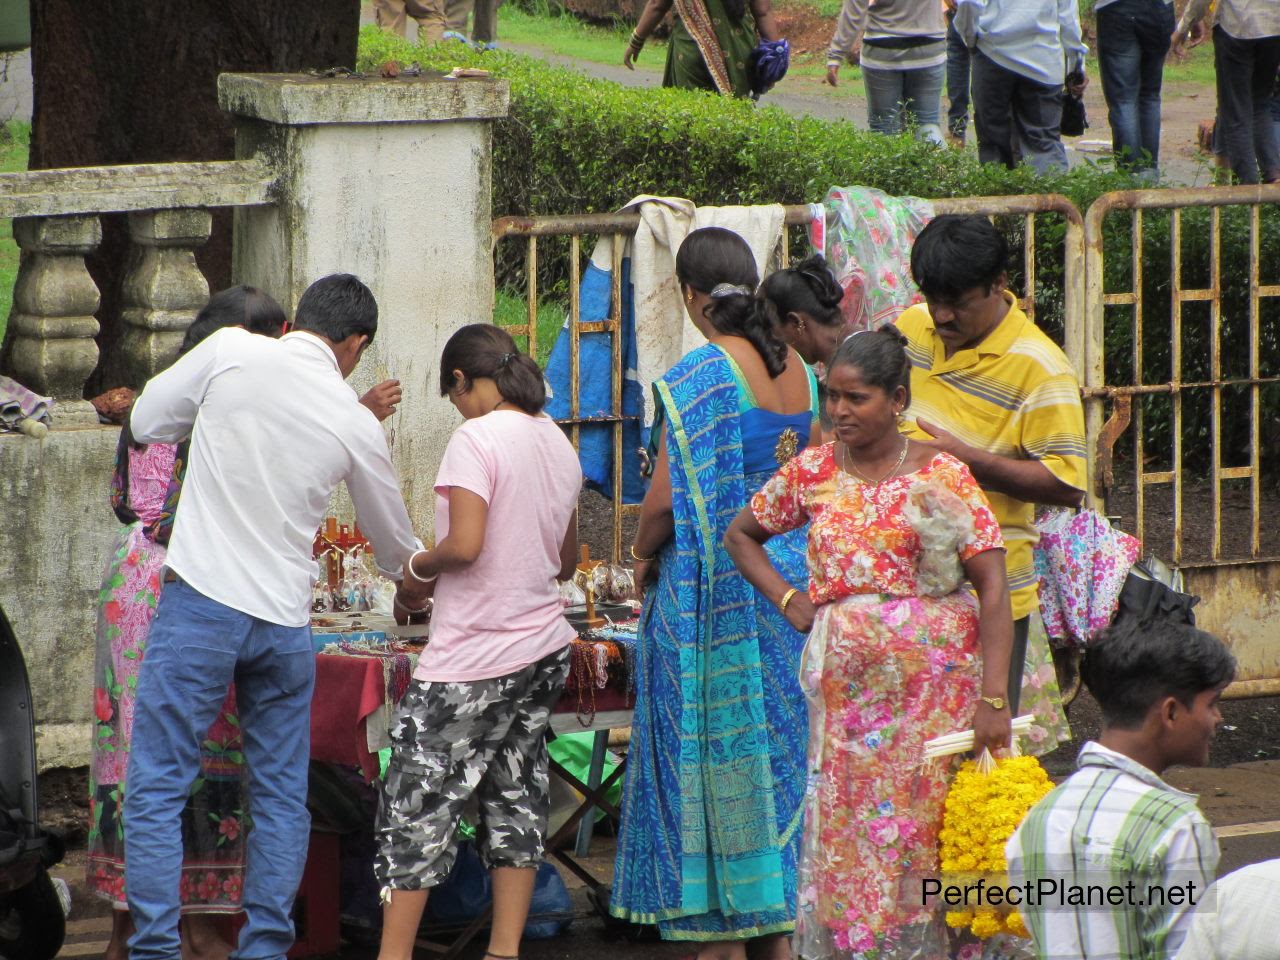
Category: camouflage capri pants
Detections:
[{"x1": 374, "y1": 645, "x2": 571, "y2": 892}]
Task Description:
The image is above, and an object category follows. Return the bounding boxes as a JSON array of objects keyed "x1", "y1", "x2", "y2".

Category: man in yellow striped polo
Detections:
[{"x1": 895, "y1": 214, "x2": 1086, "y2": 710}]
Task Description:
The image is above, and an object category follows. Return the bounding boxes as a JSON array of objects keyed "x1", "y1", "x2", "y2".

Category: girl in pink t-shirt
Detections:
[{"x1": 375, "y1": 324, "x2": 582, "y2": 960}]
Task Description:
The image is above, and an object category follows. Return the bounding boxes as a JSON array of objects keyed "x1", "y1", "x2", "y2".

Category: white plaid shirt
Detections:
[{"x1": 1006, "y1": 742, "x2": 1219, "y2": 960}]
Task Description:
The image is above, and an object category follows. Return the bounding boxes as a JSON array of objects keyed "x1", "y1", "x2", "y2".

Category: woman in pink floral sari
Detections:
[
  {"x1": 726, "y1": 328, "x2": 1013, "y2": 960},
  {"x1": 88, "y1": 286, "x2": 286, "y2": 960}
]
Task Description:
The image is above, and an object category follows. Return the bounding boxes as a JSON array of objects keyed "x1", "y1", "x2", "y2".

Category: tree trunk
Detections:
[{"x1": 30, "y1": 0, "x2": 360, "y2": 392}]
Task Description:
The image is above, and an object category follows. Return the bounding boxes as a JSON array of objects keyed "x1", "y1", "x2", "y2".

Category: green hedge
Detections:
[
  {"x1": 356, "y1": 28, "x2": 1142, "y2": 218},
  {"x1": 356, "y1": 29, "x2": 1280, "y2": 489}
]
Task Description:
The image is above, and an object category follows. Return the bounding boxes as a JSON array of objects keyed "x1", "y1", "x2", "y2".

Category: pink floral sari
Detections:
[{"x1": 86, "y1": 440, "x2": 248, "y2": 912}]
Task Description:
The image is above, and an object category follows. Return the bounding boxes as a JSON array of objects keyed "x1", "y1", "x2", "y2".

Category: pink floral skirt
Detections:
[
  {"x1": 86, "y1": 523, "x2": 248, "y2": 912},
  {"x1": 795, "y1": 593, "x2": 982, "y2": 960}
]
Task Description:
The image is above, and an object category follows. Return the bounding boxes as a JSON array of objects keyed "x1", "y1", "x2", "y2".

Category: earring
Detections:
[
  {"x1": 685, "y1": 290, "x2": 694, "y2": 303},
  {"x1": 796, "y1": 318, "x2": 807, "y2": 334}
]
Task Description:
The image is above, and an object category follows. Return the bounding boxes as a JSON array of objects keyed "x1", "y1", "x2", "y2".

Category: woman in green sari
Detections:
[{"x1": 623, "y1": 0, "x2": 779, "y2": 98}]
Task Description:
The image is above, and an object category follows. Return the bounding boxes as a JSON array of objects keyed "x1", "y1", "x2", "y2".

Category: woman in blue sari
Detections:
[{"x1": 612, "y1": 227, "x2": 817, "y2": 960}]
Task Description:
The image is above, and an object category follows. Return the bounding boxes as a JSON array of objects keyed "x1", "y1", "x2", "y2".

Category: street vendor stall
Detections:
[{"x1": 296, "y1": 530, "x2": 638, "y2": 956}]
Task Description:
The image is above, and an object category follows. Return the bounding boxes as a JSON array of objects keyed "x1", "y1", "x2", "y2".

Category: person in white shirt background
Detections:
[
  {"x1": 122, "y1": 274, "x2": 428, "y2": 960},
  {"x1": 1175, "y1": 858, "x2": 1280, "y2": 960}
]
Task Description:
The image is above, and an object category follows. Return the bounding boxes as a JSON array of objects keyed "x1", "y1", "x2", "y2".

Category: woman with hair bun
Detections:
[
  {"x1": 726, "y1": 327, "x2": 1013, "y2": 960},
  {"x1": 611, "y1": 227, "x2": 817, "y2": 959},
  {"x1": 374, "y1": 323, "x2": 583, "y2": 960},
  {"x1": 758, "y1": 254, "x2": 847, "y2": 368}
]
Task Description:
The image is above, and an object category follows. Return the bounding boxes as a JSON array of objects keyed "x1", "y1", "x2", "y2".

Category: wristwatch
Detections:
[{"x1": 979, "y1": 695, "x2": 1006, "y2": 710}]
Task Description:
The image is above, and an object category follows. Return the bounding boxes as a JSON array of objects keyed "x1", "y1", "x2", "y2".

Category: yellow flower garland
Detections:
[{"x1": 939, "y1": 754, "x2": 1054, "y2": 939}]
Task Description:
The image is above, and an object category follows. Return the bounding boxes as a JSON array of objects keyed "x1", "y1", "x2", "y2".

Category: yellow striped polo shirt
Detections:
[{"x1": 895, "y1": 293, "x2": 1086, "y2": 620}]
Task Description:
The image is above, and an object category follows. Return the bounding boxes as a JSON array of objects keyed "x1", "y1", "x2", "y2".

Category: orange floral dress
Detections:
[{"x1": 751, "y1": 446, "x2": 1004, "y2": 960}]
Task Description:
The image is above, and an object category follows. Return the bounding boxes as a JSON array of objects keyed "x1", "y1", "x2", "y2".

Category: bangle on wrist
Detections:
[
  {"x1": 629, "y1": 544, "x2": 655, "y2": 563},
  {"x1": 407, "y1": 548, "x2": 437, "y2": 584},
  {"x1": 393, "y1": 593, "x2": 431, "y2": 614},
  {"x1": 628, "y1": 30, "x2": 645, "y2": 50},
  {"x1": 778, "y1": 586, "x2": 799, "y2": 613}
]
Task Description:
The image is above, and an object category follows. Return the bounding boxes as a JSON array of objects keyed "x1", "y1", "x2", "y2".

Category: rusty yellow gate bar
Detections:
[{"x1": 1084, "y1": 183, "x2": 1280, "y2": 697}]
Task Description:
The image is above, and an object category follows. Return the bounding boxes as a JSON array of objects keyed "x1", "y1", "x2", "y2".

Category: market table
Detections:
[{"x1": 305, "y1": 619, "x2": 635, "y2": 957}]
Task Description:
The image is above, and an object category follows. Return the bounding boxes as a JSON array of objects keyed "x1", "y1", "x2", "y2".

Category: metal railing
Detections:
[
  {"x1": 1084, "y1": 184, "x2": 1280, "y2": 565},
  {"x1": 492, "y1": 194, "x2": 1087, "y2": 563}
]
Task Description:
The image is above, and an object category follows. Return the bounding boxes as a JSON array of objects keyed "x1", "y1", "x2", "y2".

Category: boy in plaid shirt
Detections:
[{"x1": 1007, "y1": 618, "x2": 1235, "y2": 959}]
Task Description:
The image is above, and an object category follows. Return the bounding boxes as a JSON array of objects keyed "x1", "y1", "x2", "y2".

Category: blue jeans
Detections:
[
  {"x1": 1213, "y1": 27, "x2": 1280, "y2": 184},
  {"x1": 862, "y1": 62, "x2": 946, "y2": 144},
  {"x1": 1096, "y1": 0, "x2": 1175, "y2": 172},
  {"x1": 971, "y1": 50, "x2": 1068, "y2": 174},
  {"x1": 945, "y1": 13, "x2": 971, "y2": 140},
  {"x1": 124, "y1": 580, "x2": 315, "y2": 960}
]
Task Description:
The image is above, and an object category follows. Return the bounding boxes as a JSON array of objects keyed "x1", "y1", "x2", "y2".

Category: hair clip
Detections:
[{"x1": 709, "y1": 283, "x2": 751, "y2": 299}]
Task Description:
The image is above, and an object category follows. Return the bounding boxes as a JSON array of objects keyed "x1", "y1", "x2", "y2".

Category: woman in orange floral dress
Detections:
[{"x1": 726, "y1": 327, "x2": 1013, "y2": 960}]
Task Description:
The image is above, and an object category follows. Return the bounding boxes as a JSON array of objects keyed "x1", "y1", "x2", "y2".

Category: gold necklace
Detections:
[{"x1": 841, "y1": 437, "x2": 908, "y2": 486}]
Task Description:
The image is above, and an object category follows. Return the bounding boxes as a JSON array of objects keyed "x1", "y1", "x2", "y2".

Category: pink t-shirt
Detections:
[{"x1": 413, "y1": 409, "x2": 582, "y2": 682}]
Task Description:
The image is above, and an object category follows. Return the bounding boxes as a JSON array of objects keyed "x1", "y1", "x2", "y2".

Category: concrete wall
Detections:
[
  {"x1": 0, "y1": 426, "x2": 120, "y2": 769},
  {"x1": 223, "y1": 73, "x2": 508, "y2": 536}
]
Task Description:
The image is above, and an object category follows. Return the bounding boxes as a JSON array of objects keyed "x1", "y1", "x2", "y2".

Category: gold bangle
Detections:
[
  {"x1": 629, "y1": 544, "x2": 656, "y2": 563},
  {"x1": 779, "y1": 587, "x2": 799, "y2": 613}
]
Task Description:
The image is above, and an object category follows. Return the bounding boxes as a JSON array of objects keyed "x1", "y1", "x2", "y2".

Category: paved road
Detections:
[{"x1": 0, "y1": 48, "x2": 30, "y2": 125}]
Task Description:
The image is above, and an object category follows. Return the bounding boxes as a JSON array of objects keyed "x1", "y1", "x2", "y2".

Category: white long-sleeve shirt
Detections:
[
  {"x1": 956, "y1": 0, "x2": 1087, "y2": 87},
  {"x1": 1178, "y1": 0, "x2": 1280, "y2": 42},
  {"x1": 130, "y1": 327, "x2": 421, "y2": 626}
]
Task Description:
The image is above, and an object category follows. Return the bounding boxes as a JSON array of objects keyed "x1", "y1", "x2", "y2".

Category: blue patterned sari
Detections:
[{"x1": 611, "y1": 344, "x2": 813, "y2": 941}]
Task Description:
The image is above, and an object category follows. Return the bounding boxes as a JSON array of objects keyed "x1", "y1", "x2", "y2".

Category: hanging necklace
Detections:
[{"x1": 841, "y1": 437, "x2": 908, "y2": 486}]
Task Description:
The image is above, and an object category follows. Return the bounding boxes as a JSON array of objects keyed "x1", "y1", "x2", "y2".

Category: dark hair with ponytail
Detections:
[
  {"x1": 758, "y1": 255, "x2": 844, "y2": 332},
  {"x1": 675, "y1": 227, "x2": 789, "y2": 379},
  {"x1": 438, "y1": 323, "x2": 547, "y2": 415},
  {"x1": 828, "y1": 326, "x2": 913, "y2": 407},
  {"x1": 178, "y1": 285, "x2": 286, "y2": 356}
]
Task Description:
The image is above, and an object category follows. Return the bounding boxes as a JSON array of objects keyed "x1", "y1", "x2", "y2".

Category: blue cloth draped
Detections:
[
  {"x1": 544, "y1": 258, "x2": 646, "y2": 503},
  {"x1": 610, "y1": 344, "x2": 809, "y2": 941}
]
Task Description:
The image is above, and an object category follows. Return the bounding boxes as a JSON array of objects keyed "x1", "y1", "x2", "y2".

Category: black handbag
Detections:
[
  {"x1": 1112, "y1": 558, "x2": 1199, "y2": 630},
  {"x1": 1061, "y1": 71, "x2": 1088, "y2": 138}
]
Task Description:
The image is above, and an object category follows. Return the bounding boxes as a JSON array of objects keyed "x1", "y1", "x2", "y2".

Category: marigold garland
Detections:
[{"x1": 938, "y1": 754, "x2": 1054, "y2": 939}]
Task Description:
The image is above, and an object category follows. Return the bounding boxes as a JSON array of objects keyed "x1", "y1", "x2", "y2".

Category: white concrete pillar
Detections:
[{"x1": 218, "y1": 73, "x2": 510, "y2": 534}]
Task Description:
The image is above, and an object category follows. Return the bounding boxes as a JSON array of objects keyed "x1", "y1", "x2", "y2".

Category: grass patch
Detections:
[
  {"x1": 492, "y1": 289, "x2": 567, "y2": 367},
  {"x1": 499, "y1": 5, "x2": 638, "y2": 65},
  {"x1": 1161, "y1": 43, "x2": 1216, "y2": 88},
  {"x1": 0, "y1": 120, "x2": 30, "y2": 345}
]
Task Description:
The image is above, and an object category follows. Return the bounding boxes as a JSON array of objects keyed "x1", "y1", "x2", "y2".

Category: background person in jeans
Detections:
[
  {"x1": 944, "y1": 0, "x2": 971, "y2": 145},
  {"x1": 956, "y1": 0, "x2": 1087, "y2": 173},
  {"x1": 123, "y1": 274, "x2": 426, "y2": 960},
  {"x1": 827, "y1": 0, "x2": 947, "y2": 144},
  {"x1": 1095, "y1": 0, "x2": 1176, "y2": 175},
  {"x1": 1175, "y1": 0, "x2": 1280, "y2": 184}
]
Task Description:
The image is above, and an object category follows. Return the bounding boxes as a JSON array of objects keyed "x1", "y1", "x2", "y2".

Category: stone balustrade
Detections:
[
  {"x1": 0, "y1": 72, "x2": 510, "y2": 769},
  {"x1": 0, "y1": 157, "x2": 276, "y2": 420}
]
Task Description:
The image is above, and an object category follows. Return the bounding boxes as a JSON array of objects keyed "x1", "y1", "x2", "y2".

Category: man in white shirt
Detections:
[
  {"x1": 1174, "y1": 0, "x2": 1280, "y2": 184},
  {"x1": 956, "y1": 0, "x2": 1088, "y2": 173},
  {"x1": 123, "y1": 274, "x2": 427, "y2": 960}
]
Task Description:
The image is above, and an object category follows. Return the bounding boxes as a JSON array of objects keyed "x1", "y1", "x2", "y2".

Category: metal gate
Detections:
[
  {"x1": 1084, "y1": 183, "x2": 1280, "y2": 697},
  {"x1": 493, "y1": 188, "x2": 1280, "y2": 697}
]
